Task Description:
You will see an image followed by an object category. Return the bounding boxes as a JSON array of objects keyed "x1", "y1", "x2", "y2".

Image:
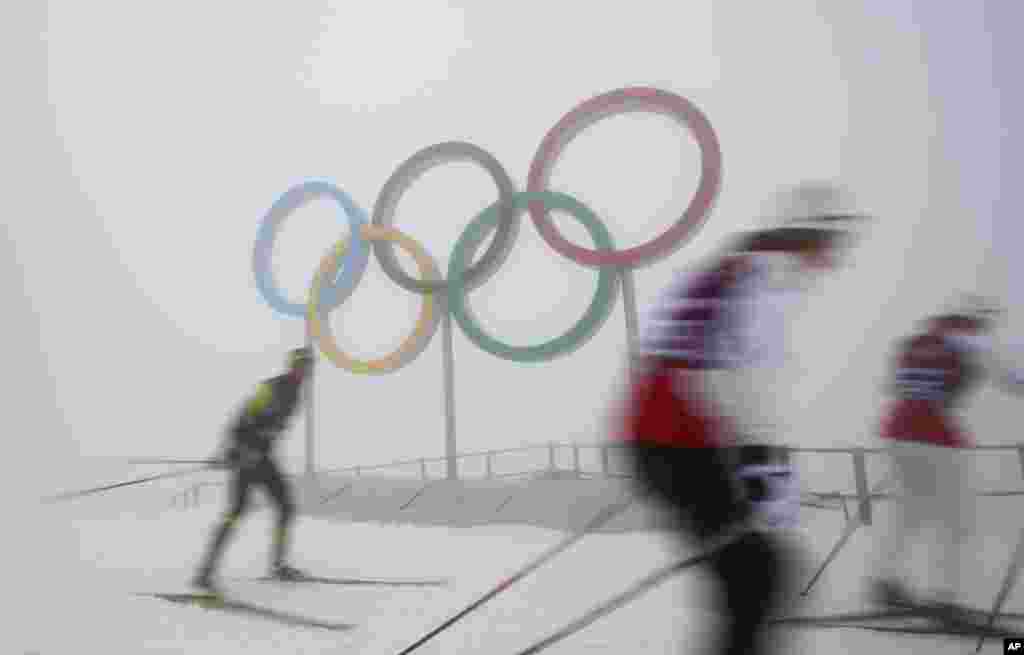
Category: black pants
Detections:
[
  {"x1": 226, "y1": 458, "x2": 295, "y2": 521},
  {"x1": 629, "y1": 442, "x2": 790, "y2": 655},
  {"x1": 198, "y1": 457, "x2": 296, "y2": 577}
]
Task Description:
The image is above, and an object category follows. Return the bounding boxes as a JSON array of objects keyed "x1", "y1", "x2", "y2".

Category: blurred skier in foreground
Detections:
[
  {"x1": 871, "y1": 296, "x2": 1024, "y2": 621},
  {"x1": 618, "y1": 182, "x2": 868, "y2": 655},
  {"x1": 192, "y1": 347, "x2": 315, "y2": 593}
]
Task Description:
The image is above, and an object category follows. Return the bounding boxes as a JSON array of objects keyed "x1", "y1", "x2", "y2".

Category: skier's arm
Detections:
[
  {"x1": 238, "y1": 382, "x2": 289, "y2": 430},
  {"x1": 212, "y1": 383, "x2": 276, "y2": 468},
  {"x1": 243, "y1": 383, "x2": 275, "y2": 419},
  {"x1": 955, "y1": 334, "x2": 1024, "y2": 397},
  {"x1": 731, "y1": 282, "x2": 799, "y2": 369},
  {"x1": 982, "y1": 344, "x2": 1024, "y2": 397}
]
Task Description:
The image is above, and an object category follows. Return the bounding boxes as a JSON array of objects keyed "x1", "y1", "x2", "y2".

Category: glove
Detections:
[
  {"x1": 217, "y1": 444, "x2": 261, "y2": 470},
  {"x1": 210, "y1": 457, "x2": 232, "y2": 471},
  {"x1": 209, "y1": 446, "x2": 238, "y2": 470}
]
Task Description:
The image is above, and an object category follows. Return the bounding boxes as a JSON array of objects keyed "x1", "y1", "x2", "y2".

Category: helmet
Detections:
[
  {"x1": 287, "y1": 347, "x2": 315, "y2": 368},
  {"x1": 738, "y1": 181, "x2": 870, "y2": 255},
  {"x1": 943, "y1": 293, "x2": 1003, "y2": 327},
  {"x1": 769, "y1": 181, "x2": 867, "y2": 228}
]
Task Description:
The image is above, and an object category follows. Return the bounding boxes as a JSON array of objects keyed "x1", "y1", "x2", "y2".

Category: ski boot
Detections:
[
  {"x1": 191, "y1": 570, "x2": 223, "y2": 597},
  {"x1": 869, "y1": 578, "x2": 916, "y2": 610},
  {"x1": 923, "y1": 592, "x2": 986, "y2": 631},
  {"x1": 270, "y1": 563, "x2": 309, "y2": 582}
]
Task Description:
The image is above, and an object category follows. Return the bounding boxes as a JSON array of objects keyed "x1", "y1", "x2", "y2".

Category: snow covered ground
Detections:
[{"x1": 11, "y1": 472, "x2": 1024, "y2": 654}]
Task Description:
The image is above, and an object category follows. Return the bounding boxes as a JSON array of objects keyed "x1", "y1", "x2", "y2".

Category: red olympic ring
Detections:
[{"x1": 527, "y1": 87, "x2": 722, "y2": 268}]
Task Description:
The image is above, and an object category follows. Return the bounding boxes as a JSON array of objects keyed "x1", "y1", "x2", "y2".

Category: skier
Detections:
[
  {"x1": 193, "y1": 346, "x2": 315, "y2": 592},
  {"x1": 618, "y1": 182, "x2": 867, "y2": 655},
  {"x1": 871, "y1": 295, "x2": 1024, "y2": 620}
]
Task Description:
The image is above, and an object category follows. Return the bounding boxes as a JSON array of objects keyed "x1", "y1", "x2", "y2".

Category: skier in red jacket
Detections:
[
  {"x1": 871, "y1": 296, "x2": 1024, "y2": 621},
  {"x1": 618, "y1": 182, "x2": 867, "y2": 655}
]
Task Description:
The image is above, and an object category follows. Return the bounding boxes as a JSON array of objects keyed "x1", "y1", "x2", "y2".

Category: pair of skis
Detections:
[
  {"x1": 142, "y1": 496, "x2": 683, "y2": 650},
  {"x1": 140, "y1": 573, "x2": 449, "y2": 632},
  {"x1": 245, "y1": 574, "x2": 450, "y2": 588},
  {"x1": 146, "y1": 497, "x2": 727, "y2": 652},
  {"x1": 780, "y1": 525, "x2": 1024, "y2": 650},
  {"x1": 776, "y1": 605, "x2": 1024, "y2": 639},
  {"x1": 138, "y1": 590, "x2": 356, "y2": 632}
]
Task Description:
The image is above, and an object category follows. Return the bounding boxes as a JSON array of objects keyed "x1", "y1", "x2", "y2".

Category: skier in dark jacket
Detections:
[{"x1": 193, "y1": 347, "x2": 314, "y2": 592}]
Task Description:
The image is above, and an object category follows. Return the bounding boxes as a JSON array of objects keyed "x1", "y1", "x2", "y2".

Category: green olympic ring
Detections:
[{"x1": 446, "y1": 191, "x2": 619, "y2": 363}]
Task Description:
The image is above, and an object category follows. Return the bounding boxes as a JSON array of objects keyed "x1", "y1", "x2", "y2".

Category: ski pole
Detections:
[
  {"x1": 511, "y1": 532, "x2": 741, "y2": 655},
  {"x1": 41, "y1": 465, "x2": 214, "y2": 503},
  {"x1": 392, "y1": 496, "x2": 636, "y2": 655},
  {"x1": 125, "y1": 458, "x2": 222, "y2": 465}
]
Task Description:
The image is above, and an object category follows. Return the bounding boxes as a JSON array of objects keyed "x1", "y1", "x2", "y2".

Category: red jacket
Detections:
[
  {"x1": 619, "y1": 257, "x2": 747, "y2": 448},
  {"x1": 879, "y1": 333, "x2": 979, "y2": 448}
]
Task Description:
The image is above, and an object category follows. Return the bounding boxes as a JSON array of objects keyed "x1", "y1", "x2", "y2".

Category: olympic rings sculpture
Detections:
[{"x1": 252, "y1": 87, "x2": 722, "y2": 372}]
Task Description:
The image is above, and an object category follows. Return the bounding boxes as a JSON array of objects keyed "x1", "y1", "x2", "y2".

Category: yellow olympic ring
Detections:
[{"x1": 307, "y1": 225, "x2": 443, "y2": 374}]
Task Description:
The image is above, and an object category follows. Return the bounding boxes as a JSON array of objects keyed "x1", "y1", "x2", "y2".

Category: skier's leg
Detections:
[
  {"x1": 263, "y1": 458, "x2": 297, "y2": 573},
  {"x1": 931, "y1": 445, "x2": 971, "y2": 605},
  {"x1": 628, "y1": 442, "x2": 746, "y2": 539},
  {"x1": 627, "y1": 441, "x2": 684, "y2": 524},
  {"x1": 873, "y1": 441, "x2": 930, "y2": 601},
  {"x1": 710, "y1": 529, "x2": 789, "y2": 655},
  {"x1": 651, "y1": 446, "x2": 768, "y2": 655},
  {"x1": 195, "y1": 466, "x2": 253, "y2": 586}
]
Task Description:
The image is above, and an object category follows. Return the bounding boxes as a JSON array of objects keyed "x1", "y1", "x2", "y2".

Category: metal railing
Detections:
[
  {"x1": 170, "y1": 480, "x2": 219, "y2": 510},
  {"x1": 169, "y1": 441, "x2": 1024, "y2": 522},
  {"x1": 317, "y1": 441, "x2": 625, "y2": 480}
]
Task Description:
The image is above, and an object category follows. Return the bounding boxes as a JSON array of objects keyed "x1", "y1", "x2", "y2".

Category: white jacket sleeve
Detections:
[
  {"x1": 983, "y1": 342, "x2": 1024, "y2": 396},
  {"x1": 731, "y1": 254, "x2": 805, "y2": 370},
  {"x1": 704, "y1": 255, "x2": 805, "y2": 446},
  {"x1": 951, "y1": 335, "x2": 1024, "y2": 396}
]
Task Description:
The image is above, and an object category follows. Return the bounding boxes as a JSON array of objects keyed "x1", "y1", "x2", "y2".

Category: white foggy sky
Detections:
[{"x1": 7, "y1": 2, "x2": 1024, "y2": 492}]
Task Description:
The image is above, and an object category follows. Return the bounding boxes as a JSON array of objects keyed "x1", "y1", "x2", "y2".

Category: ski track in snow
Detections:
[{"x1": 11, "y1": 480, "x2": 1024, "y2": 654}]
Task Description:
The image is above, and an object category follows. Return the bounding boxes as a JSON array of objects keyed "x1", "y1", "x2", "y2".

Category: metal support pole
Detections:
[
  {"x1": 620, "y1": 268, "x2": 639, "y2": 380},
  {"x1": 304, "y1": 327, "x2": 316, "y2": 480},
  {"x1": 442, "y1": 308, "x2": 458, "y2": 480},
  {"x1": 620, "y1": 268, "x2": 639, "y2": 349},
  {"x1": 853, "y1": 448, "x2": 871, "y2": 526}
]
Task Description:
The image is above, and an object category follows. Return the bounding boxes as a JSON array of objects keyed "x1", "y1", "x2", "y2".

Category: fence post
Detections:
[
  {"x1": 420, "y1": 458, "x2": 428, "y2": 480},
  {"x1": 355, "y1": 466, "x2": 362, "y2": 478},
  {"x1": 485, "y1": 452, "x2": 494, "y2": 479},
  {"x1": 548, "y1": 442, "x2": 557, "y2": 473},
  {"x1": 1017, "y1": 446, "x2": 1024, "y2": 481},
  {"x1": 573, "y1": 444, "x2": 581, "y2": 476},
  {"x1": 853, "y1": 448, "x2": 871, "y2": 525},
  {"x1": 601, "y1": 445, "x2": 610, "y2": 476}
]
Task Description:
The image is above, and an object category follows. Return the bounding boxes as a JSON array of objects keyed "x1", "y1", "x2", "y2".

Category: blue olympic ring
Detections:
[{"x1": 253, "y1": 180, "x2": 371, "y2": 318}]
